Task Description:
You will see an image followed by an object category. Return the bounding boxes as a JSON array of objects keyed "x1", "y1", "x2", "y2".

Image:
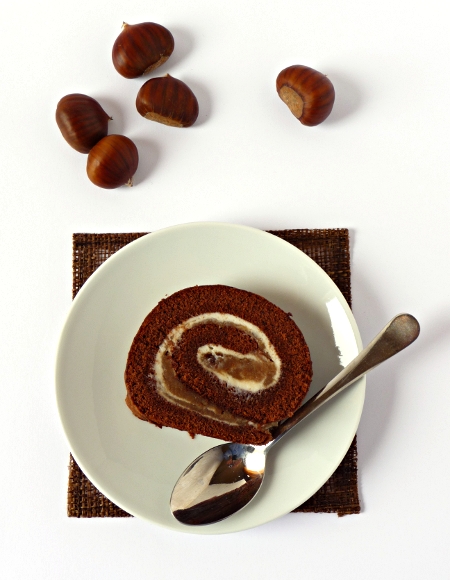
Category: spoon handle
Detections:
[{"x1": 270, "y1": 313, "x2": 419, "y2": 443}]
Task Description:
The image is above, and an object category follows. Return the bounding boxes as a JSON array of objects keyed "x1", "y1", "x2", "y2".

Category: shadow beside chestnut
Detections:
[
  {"x1": 323, "y1": 71, "x2": 364, "y2": 124},
  {"x1": 92, "y1": 96, "x2": 124, "y2": 135},
  {"x1": 130, "y1": 138, "x2": 161, "y2": 187}
]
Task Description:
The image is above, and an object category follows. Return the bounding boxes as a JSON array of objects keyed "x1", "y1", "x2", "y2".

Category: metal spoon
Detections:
[{"x1": 170, "y1": 313, "x2": 420, "y2": 526}]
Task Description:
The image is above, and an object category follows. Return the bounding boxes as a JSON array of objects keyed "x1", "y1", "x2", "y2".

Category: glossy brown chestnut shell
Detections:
[
  {"x1": 56, "y1": 94, "x2": 111, "y2": 153},
  {"x1": 86, "y1": 135, "x2": 139, "y2": 189},
  {"x1": 112, "y1": 22, "x2": 175, "y2": 79},
  {"x1": 276, "y1": 65, "x2": 335, "y2": 126},
  {"x1": 136, "y1": 74, "x2": 199, "y2": 127}
]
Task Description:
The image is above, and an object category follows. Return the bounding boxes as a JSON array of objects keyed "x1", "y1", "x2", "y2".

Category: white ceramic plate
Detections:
[{"x1": 56, "y1": 222, "x2": 365, "y2": 534}]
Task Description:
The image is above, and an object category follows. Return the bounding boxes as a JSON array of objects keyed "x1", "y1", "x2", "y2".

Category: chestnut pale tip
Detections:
[
  {"x1": 276, "y1": 65, "x2": 335, "y2": 126},
  {"x1": 112, "y1": 21, "x2": 175, "y2": 79},
  {"x1": 136, "y1": 74, "x2": 199, "y2": 128}
]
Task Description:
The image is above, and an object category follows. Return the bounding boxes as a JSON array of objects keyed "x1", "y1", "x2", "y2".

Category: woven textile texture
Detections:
[{"x1": 67, "y1": 229, "x2": 360, "y2": 518}]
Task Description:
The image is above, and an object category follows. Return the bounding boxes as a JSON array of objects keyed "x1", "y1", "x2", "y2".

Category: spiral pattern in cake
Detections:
[{"x1": 125, "y1": 285, "x2": 312, "y2": 444}]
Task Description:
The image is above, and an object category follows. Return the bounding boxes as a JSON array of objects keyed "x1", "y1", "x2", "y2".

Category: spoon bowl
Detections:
[
  {"x1": 171, "y1": 443, "x2": 266, "y2": 525},
  {"x1": 170, "y1": 313, "x2": 420, "y2": 526}
]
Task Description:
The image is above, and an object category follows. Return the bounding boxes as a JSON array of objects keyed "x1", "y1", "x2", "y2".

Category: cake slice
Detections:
[{"x1": 124, "y1": 285, "x2": 312, "y2": 445}]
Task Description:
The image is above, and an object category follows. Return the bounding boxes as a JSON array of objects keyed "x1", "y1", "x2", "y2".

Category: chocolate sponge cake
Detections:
[{"x1": 124, "y1": 285, "x2": 312, "y2": 445}]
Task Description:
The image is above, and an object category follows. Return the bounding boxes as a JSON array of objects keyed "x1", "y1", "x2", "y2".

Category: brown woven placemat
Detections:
[{"x1": 68, "y1": 229, "x2": 360, "y2": 518}]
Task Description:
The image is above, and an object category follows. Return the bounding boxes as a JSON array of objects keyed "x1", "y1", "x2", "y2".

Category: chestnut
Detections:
[
  {"x1": 86, "y1": 135, "x2": 139, "y2": 189},
  {"x1": 112, "y1": 22, "x2": 174, "y2": 79},
  {"x1": 276, "y1": 65, "x2": 335, "y2": 126},
  {"x1": 56, "y1": 94, "x2": 111, "y2": 153},
  {"x1": 136, "y1": 74, "x2": 199, "y2": 127}
]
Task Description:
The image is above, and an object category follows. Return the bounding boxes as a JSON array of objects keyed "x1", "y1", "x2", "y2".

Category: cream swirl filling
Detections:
[
  {"x1": 153, "y1": 313, "x2": 281, "y2": 426},
  {"x1": 197, "y1": 345, "x2": 279, "y2": 393}
]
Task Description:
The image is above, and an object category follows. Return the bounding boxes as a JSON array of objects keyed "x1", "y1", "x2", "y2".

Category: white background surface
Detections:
[{"x1": 1, "y1": 0, "x2": 449, "y2": 577}]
